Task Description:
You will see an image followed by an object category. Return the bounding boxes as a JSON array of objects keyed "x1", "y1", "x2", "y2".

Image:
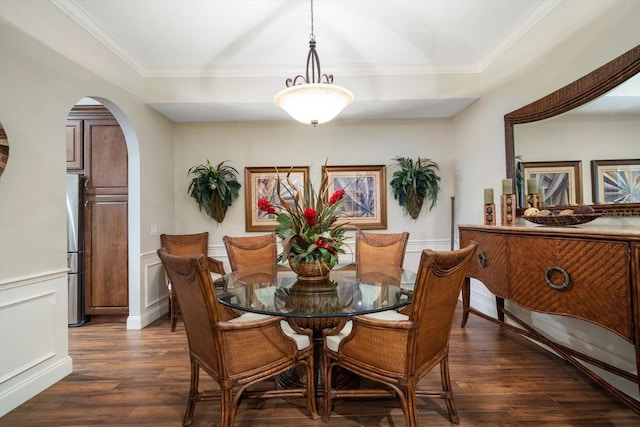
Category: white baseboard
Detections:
[
  {"x1": 0, "y1": 356, "x2": 72, "y2": 417},
  {"x1": 127, "y1": 300, "x2": 168, "y2": 330}
]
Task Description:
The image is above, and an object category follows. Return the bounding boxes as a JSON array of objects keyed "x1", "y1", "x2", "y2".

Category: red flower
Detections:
[
  {"x1": 257, "y1": 198, "x2": 277, "y2": 214},
  {"x1": 304, "y1": 207, "x2": 317, "y2": 226},
  {"x1": 315, "y1": 237, "x2": 337, "y2": 254},
  {"x1": 329, "y1": 189, "x2": 345, "y2": 204}
]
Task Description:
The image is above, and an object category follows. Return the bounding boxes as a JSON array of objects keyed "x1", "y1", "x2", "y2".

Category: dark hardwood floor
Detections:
[{"x1": 2, "y1": 307, "x2": 639, "y2": 426}]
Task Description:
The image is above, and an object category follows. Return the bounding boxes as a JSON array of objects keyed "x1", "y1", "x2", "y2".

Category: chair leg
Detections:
[
  {"x1": 404, "y1": 383, "x2": 418, "y2": 427},
  {"x1": 170, "y1": 292, "x2": 179, "y2": 332},
  {"x1": 220, "y1": 388, "x2": 234, "y2": 427},
  {"x1": 322, "y1": 354, "x2": 333, "y2": 421},
  {"x1": 183, "y1": 361, "x2": 200, "y2": 426},
  {"x1": 305, "y1": 356, "x2": 319, "y2": 419},
  {"x1": 440, "y1": 357, "x2": 459, "y2": 424}
]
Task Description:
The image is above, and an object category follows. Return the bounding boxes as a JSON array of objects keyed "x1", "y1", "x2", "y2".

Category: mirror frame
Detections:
[{"x1": 505, "y1": 44, "x2": 640, "y2": 216}]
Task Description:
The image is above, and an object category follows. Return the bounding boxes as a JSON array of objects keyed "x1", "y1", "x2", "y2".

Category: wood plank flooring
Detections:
[{"x1": 2, "y1": 308, "x2": 639, "y2": 426}]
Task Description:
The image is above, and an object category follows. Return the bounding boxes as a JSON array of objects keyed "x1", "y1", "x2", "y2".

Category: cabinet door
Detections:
[
  {"x1": 508, "y1": 236, "x2": 632, "y2": 340},
  {"x1": 83, "y1": 117, "x2": 129, "y2": 315},
  {"x1": 84, "y1": 119, "x2": 128, "y2": 195},
  {"x1": 84, "y1": 199, "x2": 129, "y2": 314},
  {"x1": 66, "y1": 120, "x2": 83, "y2": 170},
  {"x1": 460, "y1": 229, "x2": 509, "y2": 298}
]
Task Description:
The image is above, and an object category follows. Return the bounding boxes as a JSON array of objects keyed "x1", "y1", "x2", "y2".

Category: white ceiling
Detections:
[{"x1": 53, "y1": 0, "x2": 563, "y2": 122}]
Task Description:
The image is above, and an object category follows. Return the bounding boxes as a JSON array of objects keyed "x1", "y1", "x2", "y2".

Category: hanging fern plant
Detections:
[
  {"x1": 389, "y1": 156, "x2": 441, "y2": 219},
  {"x1": 187, "y1": 160, "x2": 241, "y2": 223}
]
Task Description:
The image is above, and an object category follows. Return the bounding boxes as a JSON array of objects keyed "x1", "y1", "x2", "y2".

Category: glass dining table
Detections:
[{"x1": 215, "y1": 262, "x2": 416, "y2": 394}]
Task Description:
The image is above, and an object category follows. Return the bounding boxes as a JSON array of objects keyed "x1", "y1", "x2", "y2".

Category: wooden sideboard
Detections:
[{"x1": 459, "y1": 224, "x2": 640, "y2": 414}]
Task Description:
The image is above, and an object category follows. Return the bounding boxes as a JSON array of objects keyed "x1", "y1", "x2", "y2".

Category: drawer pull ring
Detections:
[
  {"x1": 477, "y1": 252, "x2": 487, "y2": 268},
  {"x1": 545, "y1": 266, "x2": 570, "y2": 290}
]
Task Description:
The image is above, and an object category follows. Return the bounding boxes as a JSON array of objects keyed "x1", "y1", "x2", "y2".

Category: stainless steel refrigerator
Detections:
[{"x1": 67, "y1": 174, "x2": 86, "y2": 326}]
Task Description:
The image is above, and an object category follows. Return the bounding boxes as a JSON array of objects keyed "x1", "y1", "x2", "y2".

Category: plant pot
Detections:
[
  {"x1": 405, "y1": 190, "x2": 425, "y2": 220},
  {"x1": 288, "y1": 258, "x2": 333, "y2": 281},
  {"x1": 210, "y1": 192, "x2": 228, "y2": 223}
]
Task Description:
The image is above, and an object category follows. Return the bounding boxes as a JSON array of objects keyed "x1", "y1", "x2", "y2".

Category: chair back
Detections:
[
  {"x1": 223, "y1": 233, "x2": 278, "y2": 271},
  {"x1": 160, "y1": 232, "x2": 208, "y2": 257},
  {"x1": 157, "y1": 248, "x2": 224, "y2": 377},
  {"x1": 355, "y1": 230, "x2": 409, "y2": 268},
  {"x1": 409, "y1": 243, "x2": 477, "y2": 368}
]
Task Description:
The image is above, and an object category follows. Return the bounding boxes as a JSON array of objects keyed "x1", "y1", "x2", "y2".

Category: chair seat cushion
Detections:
[
  {"x1": 363, "y1": 310, "x2": 409, "y2": 321},
  {"x1": 229, "y1": 312, "x2": 272, "y2": 322},
  {"x1": 325, "y1": 320, "x2": 353, "y2": 352},
  {"x1": 280, "y1": 320, "x2": 311, "y2": 350}
]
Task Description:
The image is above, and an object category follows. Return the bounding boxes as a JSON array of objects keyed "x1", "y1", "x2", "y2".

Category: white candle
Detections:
[
  {"x1": 484, "y1": 188, "x2": 494, "y2": 204},
  {"x1": 502, "y1": 179, "x2": 513, "y2": 195}
]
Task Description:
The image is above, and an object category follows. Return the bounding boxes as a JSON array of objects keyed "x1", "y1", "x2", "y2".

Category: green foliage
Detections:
[
  {"x1": 187, "y1": 160, "x2": 241, "y2": 223},
  {"x1": 257, "y1": 169, "x2": 347, "y2": 267},
  {"x1": 389, "y1": 156, "x2": 441, "y2": 219}
]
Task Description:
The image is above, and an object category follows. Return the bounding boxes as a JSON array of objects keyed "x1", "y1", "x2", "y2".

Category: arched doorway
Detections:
[{"x1": 65, "y1": 97, "x2": 141, "y2": 327}]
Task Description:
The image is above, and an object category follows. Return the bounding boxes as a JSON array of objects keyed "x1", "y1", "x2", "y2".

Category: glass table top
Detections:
[{"x1": 217, "y1": 263, "x2": 416, "y2": 318}]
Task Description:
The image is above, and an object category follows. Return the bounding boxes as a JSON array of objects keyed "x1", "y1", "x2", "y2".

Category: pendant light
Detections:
[{"x1": 274, "y1": 0, "x2": 353, "y2": 126}]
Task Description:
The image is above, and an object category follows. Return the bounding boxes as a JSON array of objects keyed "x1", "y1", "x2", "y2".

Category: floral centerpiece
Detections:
[{"x1": 257, "y1": 171, "x2": 348, "y2": 279}]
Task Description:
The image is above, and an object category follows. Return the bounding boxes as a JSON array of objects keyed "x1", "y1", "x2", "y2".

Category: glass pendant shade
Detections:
[{"x1": 274, "y1": 83, "x2": 353, "y2": 126}]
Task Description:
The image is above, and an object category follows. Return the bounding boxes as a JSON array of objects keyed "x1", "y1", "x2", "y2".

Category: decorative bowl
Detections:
[{"x1": 523, "y1": 213, "x2": 602, "y2": 226}]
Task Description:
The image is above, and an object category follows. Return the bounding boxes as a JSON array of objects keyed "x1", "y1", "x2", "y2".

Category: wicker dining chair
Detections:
[
  {"x1": 223, "y1": 233, "x2": 288, "y2": 271},
  {"x1": 356, "y1": 230, "x2": 410, "y2": 267},
  {"x1": 160, "y1": 232, "x2": 226, "y2": 332},
  {"x1": 338, "y1": 230, "x2": 409, "y2": 271},
  {"x1": 157, "y1": 249, "x2": 318, "y2": 426},
  {"x1": 322, "y1": 242, "x2": 477, "y2": 426}
]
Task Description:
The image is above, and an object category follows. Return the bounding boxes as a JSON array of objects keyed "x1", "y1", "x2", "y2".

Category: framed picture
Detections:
[
  {"x1": 591, "y1": 159, "x2": 640, "y2": 204},
  {"x1": 520, "y1": 161, "x2": 582, "y2": 206},
  {"x1": 244, "y1": 166, "x2": 309, "y2": 232},
  {"x1": 322, "y1": 165, "x2": 387, "y2": 229}
]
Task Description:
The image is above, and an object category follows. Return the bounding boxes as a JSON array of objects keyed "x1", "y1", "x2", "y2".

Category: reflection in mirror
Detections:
[
  {"x1": 505, "y1": 44, "x2": 640, "y2": 216},
  {"x1": 514, "y1": 75, "x2": 640, "y2": 205},
  {"x1": 0, "y1": 122, "x2": 8, "y2": 177}
]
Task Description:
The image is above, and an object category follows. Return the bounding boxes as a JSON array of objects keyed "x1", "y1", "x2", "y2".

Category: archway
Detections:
[{"x1": 66, "y1": 97, "x2": 141, "y2": 329}]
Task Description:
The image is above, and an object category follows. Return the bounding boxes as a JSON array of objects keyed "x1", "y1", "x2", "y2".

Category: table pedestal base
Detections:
[{"x1": 280, "y1": 318, "x2": 360, "y2": 402}]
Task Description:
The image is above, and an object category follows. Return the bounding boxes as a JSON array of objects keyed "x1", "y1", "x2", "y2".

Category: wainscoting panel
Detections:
[{"x1": 0, "y1": 272, "x2": 72, "y2": 416}]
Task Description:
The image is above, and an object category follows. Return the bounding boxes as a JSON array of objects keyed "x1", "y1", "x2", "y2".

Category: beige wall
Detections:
[
  {"x1": 0, "y1": 3, "x2": 174, "y2": 415},
  {"x1": 173, "y1": 118, "x2": 457, "y2": 271}
]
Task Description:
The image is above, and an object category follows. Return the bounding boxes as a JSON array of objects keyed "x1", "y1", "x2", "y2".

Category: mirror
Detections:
[{"x1": 505, "y1": 44, "x2": 640, "y2": 216}]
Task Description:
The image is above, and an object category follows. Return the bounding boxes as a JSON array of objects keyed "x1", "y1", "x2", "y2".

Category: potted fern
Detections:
[
  {"x1": 389, "y1": 156, "x2": 441, "y2": 219},
  {"x1": 188, "y1": 160, "x2": 241, "y2": 223}
]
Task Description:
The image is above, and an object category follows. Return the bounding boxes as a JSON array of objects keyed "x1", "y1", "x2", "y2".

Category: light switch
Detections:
[{"x1": 150, "y1": 224, "x2": 158, "y2": 236}]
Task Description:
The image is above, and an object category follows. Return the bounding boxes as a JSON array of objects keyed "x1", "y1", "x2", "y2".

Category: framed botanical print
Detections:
[
  {"x1": 520, "y1": 160, "x2": 583, "y2": 206},
  {"x1": 322, "y1": 165, "x2": 387, "y2": 229},
  {"x1": 591, "y1": 159, "x2": 640, "y2": 204},
  {"x1": 244, "y1": 166, "x2": 309, "y2": 231}
]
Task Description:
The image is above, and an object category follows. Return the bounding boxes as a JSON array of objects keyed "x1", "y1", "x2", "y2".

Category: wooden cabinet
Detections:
[
  {"x1": 65, "y1": 119, "x2": 83, "y2": 170},
  {"x1": 84, "y1": 200, "x2": 128, "y2": 312},
  {"x1": 459, "y1": 224, "x2": 640, "y2": 413},
  {"x1": 67, "y1": 106, "x2": 128, "y2": 316}
]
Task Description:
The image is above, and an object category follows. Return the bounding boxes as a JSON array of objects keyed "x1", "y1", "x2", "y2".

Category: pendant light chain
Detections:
[{"x1": 310, "y1": 0, "x2": 315, "y2": 42}]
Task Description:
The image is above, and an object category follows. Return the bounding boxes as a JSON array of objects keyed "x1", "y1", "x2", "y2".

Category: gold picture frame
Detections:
[
  {"x1": 520, "y1": 160, "x2": 583, "y2": 207},
  {"x1": 591, "y1": 159, "x2": 640, "y2": 204},
  {"x1": 322, "y1": 165, "x2": 387, "y2": 229},
  {"x1": 244, "y1": 166, "x2": 309, "y2": 232}
]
